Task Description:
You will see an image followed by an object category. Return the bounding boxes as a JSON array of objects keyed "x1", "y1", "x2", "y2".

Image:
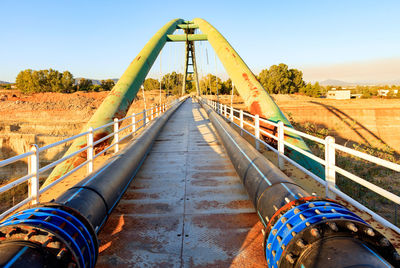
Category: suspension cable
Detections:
[
  {"x1": 215, "y1": 48, "x2": 219, "y2": 103},
  {"x1": 198, "y1": 41, "x2": 204, "y2": 95},
  {"x1": 141, "y1": 85, "x2": 147, "y2": 110},
  {"x1": 159, "y1": 48, "x2": 162, "y2": 106},
  {"x1": 231, "y1": 81, "x2": 234, "y2": 107}
]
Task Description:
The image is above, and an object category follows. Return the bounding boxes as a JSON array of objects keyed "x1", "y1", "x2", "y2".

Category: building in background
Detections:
[{"x1": 327, "y1": 90, "x2": 351, "y2": 99}]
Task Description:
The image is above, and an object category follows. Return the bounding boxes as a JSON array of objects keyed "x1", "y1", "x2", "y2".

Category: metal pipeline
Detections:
[
  {"x1": 198, "y1": 99, "x2": 399, "y2": 268},
  {"x1": 0, "y1": 98, "x2": 186, "y2": 268}
]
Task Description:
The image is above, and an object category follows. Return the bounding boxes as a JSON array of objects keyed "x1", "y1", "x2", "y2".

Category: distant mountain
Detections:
[
  {"x1": 319, "y1": 78, "x2": 400, "y2": 86},
  {"x1": 319, "y1": 79, "x2": 355, "y2": 86},
  {"x1": 388, "y1": 79, "x2": 400, "y2": 85},
  {"x1": 74, "y1": 78, "x2": 119, "y2": 85},
  {"x1": 0, "y1": 81, "x2": 11, "y2": 84}
]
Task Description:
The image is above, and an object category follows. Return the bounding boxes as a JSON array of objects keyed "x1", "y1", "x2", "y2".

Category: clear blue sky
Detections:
[{"x1": 1, "y1": 0, "x2": 400, "y2": 83}]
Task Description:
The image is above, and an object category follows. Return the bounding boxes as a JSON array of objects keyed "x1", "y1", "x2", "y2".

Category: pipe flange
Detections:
[
  {"x1": 0, "y1": 205, "x2": 97, "y2": 268},
  {"x1": 263, "y1": 196, "x2": 335, "y2": 257},
  {"x1": 265, "y1": 200, "x2": 365, "y2": 267},
  {"x1": 280, "y1": 219, "x2": 398, "y2": 267}
]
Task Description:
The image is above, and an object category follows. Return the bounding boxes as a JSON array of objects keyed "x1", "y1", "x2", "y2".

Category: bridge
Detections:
[{"x1": 0, "y1": 18, "x2": 399, "y2": 268}]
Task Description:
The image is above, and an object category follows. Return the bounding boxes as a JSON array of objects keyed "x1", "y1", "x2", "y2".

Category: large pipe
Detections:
[
  {"x1": 43, "y1": 18, "x2": 184, "y2": 187},
  {"x1": 193, "y1": 18, "x2": 324, "y2": 179},
  {"x1": 0, "y1": 98, "x2": 186, "y2": 268},
  {"x1": 199, "y1": 99, "x2": 399, "y2": 268}
]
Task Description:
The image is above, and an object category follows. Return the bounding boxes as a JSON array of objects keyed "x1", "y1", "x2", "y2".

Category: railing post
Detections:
[
  {"x1": 143, "y1": 109, "x2": 147, "y2": 126},
  {"x1": 240, "y1": 110, "x2": 244, "y2": 136},
  {"x1": 278, "y1": 121, "x2": 285, "y2": 170},
  {"x1": 28, "y1": 144, "x2": 39, "y2": 205},
  {"x1": 325, "y1": 136, "x2": 336, "y2": 198},
  {"x1": 224, "y1": 104, "x2": 227, "y2": 117},
  {"x1": 150, "y1": 106, "x2": 153, "y2": 121},
  {"x1": 87, "y1": 127, "x2": 94, "y2": 174},
  {"x1": 131, "y1": 113, "x2": 136, "y2": 133},
  {"x1": 156, "y1": 105, "x2": 159, "y2": 117},
  {"x1": 114, "y1": 118, "x2": 119, "y2": 153},
  {"x1": 230, "y1": 105, "x2": 234, "y2": 121},
  {"x1": 255, "y1": 114, "x2": 260, "y2": 150}
]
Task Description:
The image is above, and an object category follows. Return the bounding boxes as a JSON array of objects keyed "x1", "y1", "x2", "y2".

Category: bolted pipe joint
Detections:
[
  {"x1": 264, "y1": 198, "x2": 399, "y2": 268},
  {"x1": 0, "y1": 204, "x2": 98, "y2": 268}
]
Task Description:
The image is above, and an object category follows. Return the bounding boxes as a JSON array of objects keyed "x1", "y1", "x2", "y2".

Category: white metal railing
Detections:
[
  {"x1": 0, "y1": 98, "x2": 182, "y2": 220},
  {"x1": 200, "y1": 97, "x2": 400, "y2": 233}
]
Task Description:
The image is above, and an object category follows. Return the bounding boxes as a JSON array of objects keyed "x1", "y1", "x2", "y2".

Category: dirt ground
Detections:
[
  {"x1": 0, "y1": 89, "x2": 167, "y2": 122},
  {"x1": 213, "y1": 94, "x2": 400, "y2": 154}
]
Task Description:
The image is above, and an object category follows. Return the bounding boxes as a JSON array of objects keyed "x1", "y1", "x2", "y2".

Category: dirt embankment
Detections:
[
  {"x1": 216, "y1": 94, "x2": 400, "y2": 155},
  {"x1": 1, "y1": 91, "x2": 399, "y2": 179},
  {"x1": 0, "y1": 89, "x2": 170, "y2": 180},
  {"x1": 272, "y1": 94, "x2": 400, "y2": 154}
]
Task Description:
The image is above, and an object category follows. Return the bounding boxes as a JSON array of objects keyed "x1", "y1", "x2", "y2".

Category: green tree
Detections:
[
  {"x1": 258, "y1": 63, "x2": 305, "y2": 94},
  {"x1": 77, "y1": 78, "x2": 93, "y2": 91},
  {"x1": 300, "y1": 82, "x2": 321, "y2": 97},
  {"x1": 16, "y1": 69, "x2": 34, "y2": 93},
  {"x1": 199, "y1": 74, "x2": 222, "y2": 95},
  {"x1": 143, "y1": 78, "x2": 160, "y2": 91},
  {"x1": 162, "y1": 72, "x2": 184, "y2": 95},
  {"x1": 16, "y1": 69, "x2": 75, "y2": 93},
  {"x1": 61, "y1": 71, "x2": 75, "y2": 92},
  {"x1": 92, "y1": 85, "x2": 102, "y2": 92},
  {"x1": 100, "y1": 79, "x2": 115, "y2": 91}
]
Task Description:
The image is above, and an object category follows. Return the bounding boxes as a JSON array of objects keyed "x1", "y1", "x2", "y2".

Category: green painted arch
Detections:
[{"x1": 44, "y1": 17, "x2": 323, "y2": 187}]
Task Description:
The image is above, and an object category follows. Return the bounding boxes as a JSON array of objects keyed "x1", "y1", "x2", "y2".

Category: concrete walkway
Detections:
[{"x1": 97, "y1": 98, "x2": 266, "y2": 267}]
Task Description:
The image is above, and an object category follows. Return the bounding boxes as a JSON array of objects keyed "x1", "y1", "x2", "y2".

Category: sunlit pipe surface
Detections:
[
  {"x1": 199, "y1": 99, "x2": 398, "y2": 268},
  {"x1": 0, "y1": 99, "x2": 185, "y2": 268}
]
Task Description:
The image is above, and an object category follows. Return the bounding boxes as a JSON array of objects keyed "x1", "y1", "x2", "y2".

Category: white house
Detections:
[{"x1": 327, "y1": 90, "x2": 351, "y2": 100}]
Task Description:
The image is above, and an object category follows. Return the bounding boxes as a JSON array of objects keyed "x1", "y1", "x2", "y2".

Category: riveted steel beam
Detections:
[
  {"x1": 193, "y1": 18, "x2": 324, "y2": 178},
  {"x1": 167, "y1": 34, "x2": 207, "y2": 42},
  {"x1": 43, "y1": 18, "x2": 184, "y2": 186}
]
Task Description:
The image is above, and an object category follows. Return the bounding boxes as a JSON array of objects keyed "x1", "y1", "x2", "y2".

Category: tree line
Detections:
[
  {"x1": 143, "y1": 72, "x2": 235, "y2": 95},
  {"x1": 15, "y1": 69, "x2": 115, "y2": 94},
  {"x1": 13, "y1": 67, "x2": 400, "y2": 98},
  {"x1": 11, "y1": 66, "x2": 325, "y2": 97}
]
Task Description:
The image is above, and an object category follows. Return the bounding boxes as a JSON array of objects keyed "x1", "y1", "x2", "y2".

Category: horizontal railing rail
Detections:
[
  {"x1": 200, "y1": 97, "x2": 400, "y2": 233},
  {"x1": 0, "y1": 98, "x2": 182, "y2": 220}
]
